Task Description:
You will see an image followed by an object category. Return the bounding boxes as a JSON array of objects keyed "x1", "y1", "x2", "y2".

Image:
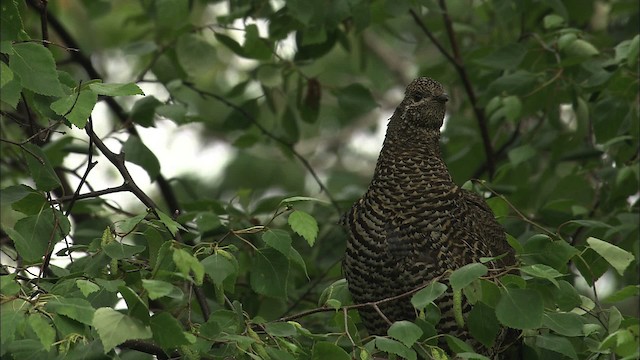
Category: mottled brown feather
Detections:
[{"x1": 340, "y1": 77, "x2": 516, "y2": 356}]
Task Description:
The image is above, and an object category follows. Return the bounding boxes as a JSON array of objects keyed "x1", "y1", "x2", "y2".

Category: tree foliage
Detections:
[{"x1": 1, "y1": 0, "x2": 638, "y2": 359}]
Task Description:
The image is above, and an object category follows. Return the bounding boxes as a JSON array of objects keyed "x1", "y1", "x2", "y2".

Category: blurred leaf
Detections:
[
  {"x1": 542, "y1": 312, "x2": 584, "y2": 337},
  {"x1": 130, "y1": 96, "x2": 162, "y2": 127},
  {"x1": 603, "y1": 285, "x2": 640, "y2": 303},
  {"x1": 157, "y1": 209, "x2": 186, "y2": 236},
  {"x1": 8, "y1": 208, "x2": 69, "y2": 263},
  {"x1": 123, "y1": 135, "x2": 161, "y2": 180},
  {"x1": 475, "y1": 43, "x2": 527, "y2": 70},
  {"x1": 103, "y1": 242, "x2": 145, "y2": 259},
  {"x1": 89, "y1": 82, "x2": 144, "y2": 96},
  {"x1": 507, "y1": 145, "x2": 536, "y2": 166},
  {"x1": 332, "y1": 83, "x2": 378, "y2": 118},
  {"x1": 142, "y1": 279, "x2": 180, "y2": 300},
  {"x1": 23, "y1": 143, "x2": 61, "y2": 191}
]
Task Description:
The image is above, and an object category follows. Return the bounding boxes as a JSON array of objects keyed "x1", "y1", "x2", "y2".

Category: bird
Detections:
[{"x1": 340, "y1": 77, "x2": 516, "y2": 356}]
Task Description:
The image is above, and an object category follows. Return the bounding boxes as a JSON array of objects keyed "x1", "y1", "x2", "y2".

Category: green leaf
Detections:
[
  {"x1": 542, "y1": 312, "x2": 584, "y2": 337},
  {"x1": 243, "y1": 24, "x2": 272, "y2": 60},
  {"x1": 375, "y1": 337, "x2": 417, "y2": 360},
  {"x1": 1, "y1": 0, "x2": 23, "y2": 42},
  {"x1": 50, "y1": 89, "x2": 97, "y2": 128},
  {"x1": 332, "y1": 83, "x2": 378, "y2": 118},
  {"x1": 27, "y1": 313, "x2": 56, "y2": 351},
  {"x1": 563, "y1": 39, "x2": 599, "y2": 57},
  {"x1": 280, "y1": 196, "x2": 327, "y2": 205},
  {"x1": 0, "y1": 274, "x2": 20, "y2": 296},
  {"x1": 92, "y1": 307, "x2": 152, "y2": 353},
  {"x1": 543, "y1": 14, "x2": 565, "y2": 29},
  {"x1": 89, "y1": 82, "x2": 144, "y2": 96},
  {"x1": 130, "y1": 96, "x2": 162, "y2": 127},
  {"x1": 311, "y1": 342, "x2": 351, "y2": 360},
  {"x1": 603, "y1": 285, "x2": 640, "y2": 303},
  {"x1": 150, "y1": 312, "x2": 191, "y2": 350},
  {"x1": 586, "y1": 237, "x2": 635, "y2": 275},
  {"x1": 554, "y1": 280, "x2": 582, "y2": 311},
  {"x1": 388, "y1": 321, "x2": 423, "y2": 347},
  {"x1": 194, "y1": 212, "x2": 221, "y2": 233},
  {"x1": 23, "y1": 143, "x2": 61, "y2": 191},
  {"x1": 172, "y1": 248, "x2": 204, "y2": 285},
  {"x1": 288, "y1": 210, "x2": 318, "y2": 246},
  {"x1": 262, "y1": 229, "x2": 307, "y2": 273},
  {"x1": 318, "y1": 278, "x2": 352, "y2": 307},
  {"x1": 75, "y1": 279, "x2": 100, "y2": 297},
  {"x1": 496, "y1": 288, "x2": 543, "y2": 329},
  {"x1": 8, "y1": 208, "x2": 69, "y2": 263},
  {"x1": 520, "y1": 264, "x2": 564, "y2": 287},
  {"x1": 102, "y1": 242, "x2": 146, "y2": 259},
  {"x1": 0, "y1": 184, "x2": 35, "y2": 206},
  {"x1": 142, "y1": 279, "x2": 182, "y2": 300},
  {"x1": 178, "y1": 34, "x2": 217, "y2": 80},
  {"x1": 443, "y1": 334, "x2": 474, "y2": 353},
  {"x1": 475, "y1": 43, "x2": 527, "y2": 70},
  {"x1": 201, "y1": 251, "x2": 238, "y2": 287},
  {"x1": 468, "y1": 302, "x2": 500, "y2": 348},
  {"x1": 264, "y1": 322, "x2": 298, "y2": 337},
  {"x1": 123, "y1": 136, "x2": 161, "y2": 180},
  {"x1": 250, "y1": 248, "x2": 290, "y2": 299},
  {"x1": 157, "y1": 209, "x2": 186, "y2": 236},
  {"x1": 411, "y1": 282, "x2": 447, "y2": 310},
  {"x1": 0, "y1": 61, "x2": 13, "y2": 87},
  {"x1": 45, "y1": 297, "x2": 95, "y2": 325},
  {"x1": 535, "y1": 334, "x2": 578, "y2": 359},
  {"x1": 521, "y1": 235, "x2": 578, "y2": 270},
  {"x1": 507, "y1": 145, "x2": 536, "y2": 166},
  {"x1": 9, "y1": 42, "x2": 65, "y2": 96},
  {"x1": 118, "y1": 285, "x2": 150, "y2": 323},
  {"x1": 449, "y1": 263, "x2": 488, "y2": 292}
]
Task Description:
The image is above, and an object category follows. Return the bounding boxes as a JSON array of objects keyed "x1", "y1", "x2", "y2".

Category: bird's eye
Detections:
[{"x1": 412, "y1": 94, "x2": 422, "y2": 102}]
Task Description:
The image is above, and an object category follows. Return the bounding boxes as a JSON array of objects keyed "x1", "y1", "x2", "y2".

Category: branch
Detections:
[
  {"x1": 119, "y1": 340, "x2": 179, "y2": 360},
  {"x1": 182, "y1": 83, "x2": 342, "y2": 214},
  {"x1": 411, "y1": 4, "x2": 496, "y2": 179}
]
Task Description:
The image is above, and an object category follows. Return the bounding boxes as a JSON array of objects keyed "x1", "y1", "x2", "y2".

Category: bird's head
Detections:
[{"x1": 396, "y1": 77, "x2": 448, "y2": 131}]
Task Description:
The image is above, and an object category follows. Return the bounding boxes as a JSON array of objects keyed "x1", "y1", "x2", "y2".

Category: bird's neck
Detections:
[{"x1": 371, "y1": 127, "x2": 454, "y2": 187}]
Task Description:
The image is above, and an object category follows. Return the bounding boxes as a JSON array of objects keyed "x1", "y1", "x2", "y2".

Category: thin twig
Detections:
[{"x1": 182, "y1": 83, "x2": 342, "y2": 214}]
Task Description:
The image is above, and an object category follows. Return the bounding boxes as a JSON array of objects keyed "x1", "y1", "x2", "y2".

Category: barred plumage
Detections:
[{"x1": 340, "y1": 77, "x2": 516, "y2": 356}]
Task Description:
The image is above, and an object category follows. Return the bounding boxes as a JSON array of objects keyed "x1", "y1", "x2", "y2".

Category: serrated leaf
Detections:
[
  {"x1": 142, "y1": 279, "x2": 176, "y2": 300},
  {"x1": 388, "y1": 321, "x2": 423, "y2": 347},
  {"x1": 468, "y1": 301, "x2": 500, "y2": 348},
  {"x1": 50, "y1": 89, "x2": 97, "y2": 128},
  {"x1": 156, "y1": 209, "x2": 186, "y2": 236},
  {"x1": 375, "y1": 337, "x2": 417, "y2": 360},
  {"x1": 172, "y1": 248, "x2": 204, "y2": 285},
  {"x1": 123, "y1": 136, "x2": 161, "y2": 180},
  {"x1": 23, "y1": 143, "x2": 61, "y2": 191},
  {"x1": 28, "y1": 313, "x2": 56, "y2": 351},
  {"x1": 102, "y1": 241, "x2": 146, "y2": 259},
  {"x1": 496, "y1": 288, "x2": 543, "y2": 329},
  {"x1": 312, "y1": 342, "x2": 351, "y2": 360},
  {"x1": 535, "y1": 334, "x2": 578, "y2": 359},
  {"x1": 586, "y1": 237, "x2": 635, "y2": 276},
  {"x1": 150, "y1": 312, "x2": 190, "y2": 350},
  {"x1": 411, "y1": 282, "x2": 447, "y2": 310},
  {"x1": 0, "y1": 61, "x2": 13, "y2": 87},
  {"x1": 89, "y1": 82, "x2": 144, "y2": 96},
  {"x1": 520, "y1": 264, "x2": 564, "y2": 287},
  {"x1": 542, "y1": 312, "x2": 584, "y2": 337},
  {"x1": 201, "y1": 252, "x2": 238, "y2": 287},
  {"x1": 9, "y1": 208, "x2": 69, "y2": 263},
  {"x1": 288, "y1": 210, "x2": 318, "y2": 246},
  {"x1": 449, "y1": 263, "x2": 488, "y2": 292},
  {"x1": 92, "y1": 307, "x2": 152, "y2": 353},
  {"x1": 9, "y1": 42, "x2": 65, "y2": 96},
  {"x1": 75, "y1": 279, "x2": 100, "y2": 297},
  {"x1": 319, "y1": 278, "x2": 352, "y2": 307},
  {"x1": 45, "y1": 297, "x2": 95, "y2": 325},
  {"x1": 250, "y1": 248, "x2": 289, "y2": 299}
]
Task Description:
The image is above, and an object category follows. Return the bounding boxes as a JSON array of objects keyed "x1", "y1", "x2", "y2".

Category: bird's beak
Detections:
[{"x1": 436, "y1": 93, "x2": 449, "y2": 103}]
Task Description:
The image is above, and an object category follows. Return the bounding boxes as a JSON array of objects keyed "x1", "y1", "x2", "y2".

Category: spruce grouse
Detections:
[{"x1": 340, "y1": 77, "x2": 516, "y2": 355}]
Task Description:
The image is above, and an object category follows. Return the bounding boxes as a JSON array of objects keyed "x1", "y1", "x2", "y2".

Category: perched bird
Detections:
[{"x1": 340, "y1": 77, "x2": 516, "y2": 355}]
